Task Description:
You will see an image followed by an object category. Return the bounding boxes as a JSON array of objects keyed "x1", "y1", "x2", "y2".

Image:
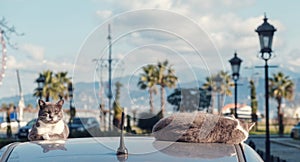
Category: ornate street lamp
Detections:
[
  {"x1": 36, "y1": 74, "x2": 45, "y2": 99},
  {"x1": 68, "y1": 82, "x2": 76, "y2": 124},
  {"x1": 229, "y1": 52, "x2": 242, "y2": 118},
  {"x1": 255, "y1": 14, "x2": 276, "y2": 162}
]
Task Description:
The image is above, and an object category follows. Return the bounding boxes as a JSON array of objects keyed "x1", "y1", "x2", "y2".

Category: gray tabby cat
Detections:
[
  {"x1": 28, "y1": 99, "x2": 69, "y2": 141},
  {"x1": 152, "y1": 112, "x2": 255, "y2": 144}
]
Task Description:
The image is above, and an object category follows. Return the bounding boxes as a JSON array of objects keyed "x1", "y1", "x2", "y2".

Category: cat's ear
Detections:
[
  {"x1": 248, "y1": 122, "x2": 255, "y2": 131},
  {"x1": 38, "y1": 99, "x2": 46, "y2": 107},
  {"x1": 56, "y1": 100, "x2": 64, "y2": 107}
]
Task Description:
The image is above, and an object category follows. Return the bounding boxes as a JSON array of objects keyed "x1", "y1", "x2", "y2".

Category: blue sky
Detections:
[{"x1": 1, "y1": 0, "x2": 300, "y2": 98}]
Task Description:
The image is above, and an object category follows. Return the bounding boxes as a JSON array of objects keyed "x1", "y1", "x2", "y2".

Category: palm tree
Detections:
[
  {"x1": 33, "y1": 70, "x2": 70, "y2": 101},
  {"x1": 250, "y1": 80, "x2": 258, "y2": 131},
  {"x1": 138, "y1": 64, "x2": 157, "y2": 113},
  {"x1": 156, "y1": 60, "x2": 178, "y2": 116},
  {"x1": 202, "y1": 75, "x2": 217, "y2": 113},
  {"x1": 55, "y1": 71, "x2": 71, "y2": 99},
  {"x1": 269, "y1": 72, "x2": 294, "y2": 136},
  {"x1": 35, "y1": 70, "x2": 55, "y2": 101},
  {"x1": 219, "y1": 71, "x2": 233, "y2": 113},
  {"x1": 202, "y1": 71, "x2": 233, "y2": 114},
  {"x1": 113, "y1": 81, "x2": 123, "y2": 129}
]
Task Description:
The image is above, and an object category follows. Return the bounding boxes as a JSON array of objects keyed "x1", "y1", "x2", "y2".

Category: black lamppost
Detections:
[
  {"x1": 229, "y1": 52, "x2": 242, "y2": 118},
  {"x1": 255, "y1": 14, "x2": 276, "y2": 162},
  {"x1": 68, "y1": 82, "x2": 76, "y2": 124},
  {"x1": 36, "y1": 74, "x2": 45, "y2": 99}
]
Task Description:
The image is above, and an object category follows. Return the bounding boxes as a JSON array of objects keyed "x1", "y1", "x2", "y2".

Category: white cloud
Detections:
[
  {"x1": 91, "y1": 0, "x2": 266, "y2": 63},
  {"x1": 109, "y1": 0, "x2": 255, "y2": 13},
  {"x1": 280, "y1": 49, "x2": 300, "y2": 68},
  {"x1": 118, "y1": 0, "x2": 173, "y2": 10},
  {"x1": 79, "y1": 1, "x2": 292, "y2": 86},
  {"x1": 2, "y1": 0, "x2": 297, "y2": 99},
  {"x1": 96, "y1": 10, "x2": 113, "y2": 19},
  {"x1": 20, "y1": 44, "x2": 45, "y2": 61},
  {"x1": 6, "y1": 55, "x2": 21, "y2": 69}
]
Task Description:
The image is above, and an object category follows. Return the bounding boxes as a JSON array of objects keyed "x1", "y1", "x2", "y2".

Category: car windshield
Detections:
[
  {"x1": 72, "y1": 118, "x2": 88, "y2": 125},
  {"x1": 26, "y1": 119, "x2": 36, "y2": 127}
]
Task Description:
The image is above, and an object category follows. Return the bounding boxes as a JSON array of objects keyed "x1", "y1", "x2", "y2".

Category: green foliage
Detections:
[
  {"x1": 138, "y1": 60, "x2": 178, "y2": 115},
  {"x1": 137, "y1": 110, "x2": 163, "y2": 133},
  {"x1": 113, "y1": 102, "x2": 122, "y2": 119},
  {"x1": 269, "y1": 72, "x2": 294, "y2": 101},
  {"x1": 113, "y1": 81, "x2": 123, "y2": 128},
  {"x1": 202, "y1": 70, "x2": 233, "y2": 113},
  {"x1": 156, "y1": 60, "x2": 178, "y2": 115},
  {"x1": 269, "y1": 72, "x2": 294, "y2": 135},
  {"x1": 1, "y1": 103, "x2": 8, "y2": 109},
  {"x1": 137, "y1": 64, "x2": 158, "y2": 113},
  {"x1": 167, "y1": 88, "x2": 181, "y2": 111},
  {"x1": 250, "y1": 80, "x2": 258, "y2": 130},
  {"x1": 156, "y1": 60, "x2": 178, "y2": 89},
  {"x1": 199, "y1": 88, "x2": 212, "y2": 109},
  {"x1": 250, "y1": 80, "x2": 258, "y2": 114},
  {"x1": 167, "y1": 88, "x2": 211, "y2": 112},
  {"x1": 33, "y1": 70, "x2": 71, "y2": 101}
]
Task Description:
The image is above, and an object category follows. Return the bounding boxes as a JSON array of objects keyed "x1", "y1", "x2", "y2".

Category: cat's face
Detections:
[
  {"x1": 38, "y1": 99, "x2": 64, "y2": 124},
  {"x1": 232, "y1": 119, "x2": 255, "y2": 142}
]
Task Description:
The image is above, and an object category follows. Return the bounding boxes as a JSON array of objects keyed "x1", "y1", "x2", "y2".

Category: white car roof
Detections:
[{"x1": 0, "y1": 137, "x2": 261, "y2": 162}]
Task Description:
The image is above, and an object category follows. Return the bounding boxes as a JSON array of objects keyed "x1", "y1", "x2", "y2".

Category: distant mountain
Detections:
[
  {"x1": 0, "y1": 94, "x2": 37, "y2": 107},
  {"x1": 1, "y1": 75, "x2": 300, "y2": 119}
]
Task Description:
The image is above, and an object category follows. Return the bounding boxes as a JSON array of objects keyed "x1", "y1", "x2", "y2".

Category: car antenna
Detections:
[{"x1": 116, "y1": 111, "x2": 128, "y2": 161}]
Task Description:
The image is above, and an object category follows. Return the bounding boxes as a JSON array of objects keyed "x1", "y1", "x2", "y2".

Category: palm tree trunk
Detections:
[
  {"x1": 46, "y1": 92, "x2": 50, "y2": 102},
  {"x1": 149, "y1": 89, "x2": 154, "y2": 113},
  {"x1": 219, "y1": 94, "x2": 225, "y2": 114},
  {"x1": 277, "y1": 98, "x2": 284, "y2": 136},
  {"x1": 160, "y1": 86, "x2": 165, "y2": 117},
  {"x1": 209, "y1": 93, "x2": 215, "y2": 113}
]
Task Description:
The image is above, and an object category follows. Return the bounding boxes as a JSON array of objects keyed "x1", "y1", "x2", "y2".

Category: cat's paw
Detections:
[{"x1": 43, "y1": 134, "x2": 50, "y2": 140}]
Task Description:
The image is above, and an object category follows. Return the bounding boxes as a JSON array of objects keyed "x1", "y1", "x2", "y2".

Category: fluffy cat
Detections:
[
  {"x1": 152, "y1": 112, "x2": 254, "y2": 144},
  {"x1": 28, "y1": 99, "x2": 69, "y2": 141}
]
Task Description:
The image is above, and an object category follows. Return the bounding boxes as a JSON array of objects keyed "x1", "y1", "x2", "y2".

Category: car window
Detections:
[
  {"x1": 87, "y1": 119, "x2": 92, "y2": 125},
  {"x1": 72, "y1": 118, "x2": 81, "y2": 124},
  {"x1": 92, "y1": 120, "x2": 98, "y2": 124},
  {"x1": 26, "y1": 119, "x2": 36, "y2": 127},
  {"x1": 72, "y1": 118, "x2": 89, "y2": 125}
]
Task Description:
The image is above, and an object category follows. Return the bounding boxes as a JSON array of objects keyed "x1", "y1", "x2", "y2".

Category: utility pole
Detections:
[
  {"x1": 107, "y1": 24, "x2": 113, "y2": 131},
  {"x1": 93, "y1": 58, "x2": 108, "y2": 131},
  {"x1": 93, "y1": 57, "x2": 124, "y2": 131},
  {"x1": 16, "y1": 70, "x2": 24, "y2": 125},
  {"x1": 94, "y1": 24, "x2": 124, "y2": 131}
]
